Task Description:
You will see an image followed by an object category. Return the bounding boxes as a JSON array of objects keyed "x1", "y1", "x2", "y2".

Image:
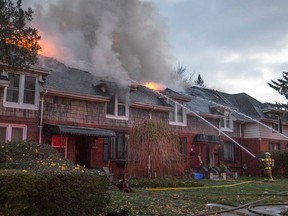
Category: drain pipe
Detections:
[{"x1": 39, "y1": 90, "x2": 48, "y2": 144}]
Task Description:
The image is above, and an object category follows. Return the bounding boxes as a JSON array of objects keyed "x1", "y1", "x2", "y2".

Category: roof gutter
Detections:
[
  {"x1": 43, "y1": 88, "x2": 110, "y2": 102},
  {"x1": 187, "y1": 112, "x2": 223, "y2": 120},
  {"x1": 131, "y1": 102, "x2": 172, "y2": 112}
]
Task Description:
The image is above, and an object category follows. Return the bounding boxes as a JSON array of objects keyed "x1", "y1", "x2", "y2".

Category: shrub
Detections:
[
  {"x1": 0, "y1": 142, "x2": 111, "y2": 216},
  {"x1": 271, "y1": 150, "x2": 288, "y2": 178},
  {"x1": 0, "y1": 141, "x2": 75, "y2": 170}
]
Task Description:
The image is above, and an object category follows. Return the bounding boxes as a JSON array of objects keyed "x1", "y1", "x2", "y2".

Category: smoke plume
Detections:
[{"x1": 24, "y1": 0, "x2": 175, "y2": 88}]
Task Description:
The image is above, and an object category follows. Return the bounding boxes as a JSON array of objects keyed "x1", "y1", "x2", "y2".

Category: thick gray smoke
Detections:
[{"x1": 24, "y1": 0, "x2": 175, "y2": 88}]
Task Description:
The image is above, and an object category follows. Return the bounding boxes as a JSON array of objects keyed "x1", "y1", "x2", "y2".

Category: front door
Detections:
[{"x1": 75, "y1": 136, "x2": 91, "y2": 168}]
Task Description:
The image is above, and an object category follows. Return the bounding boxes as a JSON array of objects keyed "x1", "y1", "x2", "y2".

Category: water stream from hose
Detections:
[
  {"x1": 144, "y1": 87, "x2": 258, "y2": 159},
  {"x1": 190, "y1": 93, "x2": 288, "y2": 140}
]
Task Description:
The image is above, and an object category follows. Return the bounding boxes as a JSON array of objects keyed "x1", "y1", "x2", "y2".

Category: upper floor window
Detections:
[
  {"x1": 0, "y1": 123, "x2": 27, "y2": 142},
  {"x1": 272, "y1": 114, "x2": 282, "y2": 133},
  {"x1": 4, "y1": 73, "x2": 39, "y2": 110},
  {"x1": 106, "y1": 95, "x2": 128, "y2": 120},
  {"x1": 169, "y1": 101, "x2": 186, "y2": 126},
  {"x1": 220, "y1": 111, "x2": 233, "y2": 131}
]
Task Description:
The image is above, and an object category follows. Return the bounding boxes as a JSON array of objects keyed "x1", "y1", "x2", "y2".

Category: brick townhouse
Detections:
[{"x1": 1, "y1": 57, "x2": 287, "y2": 178}]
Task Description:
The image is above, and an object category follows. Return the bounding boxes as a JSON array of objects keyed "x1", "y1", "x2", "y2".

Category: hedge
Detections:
[{"x1": 0, "y1": 142, "x2": 111, "y2": 216}]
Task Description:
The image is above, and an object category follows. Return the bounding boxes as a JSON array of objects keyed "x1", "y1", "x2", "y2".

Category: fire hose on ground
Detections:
[
  {"x1": 194, "y1": 191, "x2": 288, "y2": 216},
  {"x1": 145, "y1": 181, "x2": 288, "y2": 216}
]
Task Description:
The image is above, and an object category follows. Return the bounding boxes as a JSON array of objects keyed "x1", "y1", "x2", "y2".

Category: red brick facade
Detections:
[{"x1": 1, "y1": 69, "x2": 287, "y2": 179}]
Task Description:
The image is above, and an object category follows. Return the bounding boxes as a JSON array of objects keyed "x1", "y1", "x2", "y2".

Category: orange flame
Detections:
[
  {"x1": 5, "y1": 36, "x2": 34, "y2": 51},
  {"x1": 38, "y1": 35, "x2": 57, "y2": 56},
  {"x1": 144, "y1": 82, "x2": 165, "y2": 91}
]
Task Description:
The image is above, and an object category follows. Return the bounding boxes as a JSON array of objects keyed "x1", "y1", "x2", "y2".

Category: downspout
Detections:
[
  {"x1": 149, "y1": 106, "x2": 156, "y2": 120},
  {"x1": 39, "y1": 90, "x2": 48, "y2": 144}
]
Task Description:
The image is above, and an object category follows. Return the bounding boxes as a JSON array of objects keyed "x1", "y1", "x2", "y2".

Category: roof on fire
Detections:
[
  {"x1": 35, "y1": 57, "x2": 283, "y2": 119},
  {"x1": 37, "y1": 57, "x2": 171, "y2": 108}
]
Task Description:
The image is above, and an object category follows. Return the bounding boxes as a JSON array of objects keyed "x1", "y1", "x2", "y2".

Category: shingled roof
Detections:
[
  {"x1": 38, "y1": 57, "x2": 109, "y2": 98},
  {"x1": 37, "y1": 57, "x2": 171, "y2": 109},
  {"x1": 186, "y1": 86, "x2": 280, "y2": 120}
]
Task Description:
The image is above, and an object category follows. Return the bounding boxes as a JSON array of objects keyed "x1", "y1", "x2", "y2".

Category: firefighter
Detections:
[{"x1": 260, "y1": 152, "x2": 274, "y2": 182}]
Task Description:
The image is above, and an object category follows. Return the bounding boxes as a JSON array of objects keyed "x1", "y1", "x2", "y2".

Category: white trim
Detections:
[
  {"x1": 3, "y1": 74, "x2": 40, "y2": 110},
  {"x1": 0, "y1": 123, "x2": 27, "y2": 142},
  {"x1": 105, "y1": 95, "x2": 129, "y2": 120},
  {"x1": 169, "y1": 102, "x2": 187, "y2": 126},
  {"x1": 220, "y1": 111, "x2": 233, "y2": 132}
]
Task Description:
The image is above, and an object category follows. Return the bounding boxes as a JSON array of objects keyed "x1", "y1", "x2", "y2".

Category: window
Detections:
[
  {"x1": 103, "y1": 137, "x2": 110, "y2": 162},
  {"x1": 169, "y1": 101, "x2": 186, "y2": 125},
  {"x1": 4, "y1": 73, "x2": 39, "y2": 109},
  {"x1": 272, "y1": 115, "x2": 282, "y2": 133},
  {"x1": 51, "y1": 136, "x2": 68, "y2": 158},
  {"x1": 0, "y1": 124, "x2": 27, "y2": 142},
  {"x1": 111, "y1": 133, "x2": 129, "y2": 160},
  {"x1": 220, "y1": 111, "x2": 233, "y2": 131},
  {"x1": 106, "y1": 95, "x2": 128, "y2": 120},
  {"x1": 269, "y1": 143, "x2": 281, "y2": 150},
  {"x1": 221, "y1": 142, "x2": 235, "y2": 162},
  {"x1": 179, "y1": 137, "x2": 187, "y2": 162}
]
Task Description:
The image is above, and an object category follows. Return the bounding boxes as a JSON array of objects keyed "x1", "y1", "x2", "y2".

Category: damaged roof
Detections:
[
  {"x1": 38, "y1": 57, "x2": 171, "y2": 109},
  {"x1": 130, "y1": 85, "x2": 171, "y2": 109},
  {"x1": 186, "y1": 86, "x2": 280, "y2": 120},
  {"x1": 38, "y1": 57, "x2": 110, "y2": 98}
]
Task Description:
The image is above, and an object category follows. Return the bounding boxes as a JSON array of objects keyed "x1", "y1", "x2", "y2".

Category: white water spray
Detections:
[
  {"x1": 145, "y1": 86, "x2": 259, "y2": 159},
  {"x1": 191, "y1": 94, "x2": 288, "y2": 141}
]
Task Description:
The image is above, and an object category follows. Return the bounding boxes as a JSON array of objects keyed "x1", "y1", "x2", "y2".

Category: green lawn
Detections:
[{"x1": 103, "y1": 177, "x2": 288, "y2": 215}]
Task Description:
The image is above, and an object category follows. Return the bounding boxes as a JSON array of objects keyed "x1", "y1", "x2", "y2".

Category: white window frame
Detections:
[
  {"x1": 271, "y1": 114, "x2": 282, "y2": 133},
  {"x1": 0, "y1": 123, "x2": 27, "y2": 142},
  {"x1": 220, "y1": 111, "x2": 233, "y2": 132},
  {"x1": 106, "y1": 95, "x2": 129, "y2": 120},
  {"x1": 3, "y1": 73, "x2": 40, "y2": 110},
  {"x1": 169, "y1": 102, "x2": 187, "y2": 126}
]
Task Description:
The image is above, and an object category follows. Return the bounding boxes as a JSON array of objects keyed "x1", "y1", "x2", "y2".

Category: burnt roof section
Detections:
[
  {"x1": 162, "y1": 88, "x2": 191, "y2": 102},
  {"x1": 130, "y1": 85, "x2": 171, "y2": 108},
  {"x1": 37, "y1": 57, "x2": 171, "y2": 108}
]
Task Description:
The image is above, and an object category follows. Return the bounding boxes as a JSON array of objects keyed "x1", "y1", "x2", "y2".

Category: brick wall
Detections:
[{"x1": 0, "y1": 86, "x2": 40, "y2": 143}]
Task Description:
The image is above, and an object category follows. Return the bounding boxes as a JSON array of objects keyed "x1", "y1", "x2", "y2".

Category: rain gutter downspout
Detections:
[{"x1": 39, "y1": 90, "x2": 48, "y2": 144}]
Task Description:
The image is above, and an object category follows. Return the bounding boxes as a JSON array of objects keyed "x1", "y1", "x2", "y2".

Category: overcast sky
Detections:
[{"x1": 147, "y1": 0, "x2": 288, "y2": 103}]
